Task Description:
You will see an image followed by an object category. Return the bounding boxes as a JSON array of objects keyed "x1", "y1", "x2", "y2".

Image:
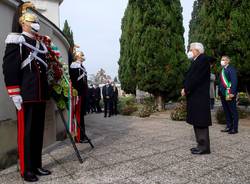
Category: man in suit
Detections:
[
  {"x1": 2, "y1": 11, "x2": 51, "y2": 182},
  {"x1": 102, "y1": 81, "x2": 113, "y2": 117},
  {"x1": 181, "y1": 42, "x2": 213, "y2": 155},
  {"x1": 219, "y1": 56, "x2": 239, "y2": 134}
]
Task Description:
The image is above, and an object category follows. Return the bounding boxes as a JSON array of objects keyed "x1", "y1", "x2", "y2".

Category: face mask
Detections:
[
  {"x1": 187, "y1": 51, "x2": 194, "y2": 60},
  {"x1": 31, "y1": 23, "x2": 40, "y2": 32},
  {"x1": 220, "y1": 60, "x2": 226, "y2": 67}
]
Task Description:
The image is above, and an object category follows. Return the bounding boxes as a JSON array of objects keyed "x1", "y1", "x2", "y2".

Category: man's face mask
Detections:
[
  {"x1": 220, "y1": 60, "x2": 226, "y2": 67},
  {"x1": 187, "y1": 51, "x2": 194, "y2": 60},
  {"x1": 30, "y1": 22, "x2": 40, "y2": 32}
]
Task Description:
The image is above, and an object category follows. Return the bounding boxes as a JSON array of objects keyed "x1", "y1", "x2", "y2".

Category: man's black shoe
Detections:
[
  {"x1": 104, "y1": 115, "x2": 107, "y2": 118},
  {"x1": 79, "y1": 135, "x2": 90, "y2": 143},
  {"x1": 228, "y1": 130, "x2": 238, "y2": 134},
  {"x1": 221, "y1": 128, "x2": 231, "y2": 132},
  {"x1": 191, "y1": 149, "x2": 210, "y2": 155},
  {"x1": 34, "y1": 168, "x2": 51, "y2": 176},
  {"x1": 23, "y1": 172, "x2": 39, "y2": 182},
  {"x1": 79, "y1": 139, "x2": 89, "y2": 143},
  {"x1": 190, "y1": 147, "x2": 199, "y2": 152}
]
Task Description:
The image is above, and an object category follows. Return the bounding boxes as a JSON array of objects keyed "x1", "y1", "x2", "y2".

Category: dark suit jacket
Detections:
[
  {"x1": 95, "y1": 87, "x2": 101, "y2": 100},
  {"x1": 69, "y1": 63, "x2": 88, "y2": 96},
  {"x1": 219, "y1": 65, "x2": 238, "y2": 96},
  {"x1": 184, "y1": 54, "x2": 212, "y2": 127},
  {"x1": 102, "y1": 85, "x2": 113, "y2": 100}
]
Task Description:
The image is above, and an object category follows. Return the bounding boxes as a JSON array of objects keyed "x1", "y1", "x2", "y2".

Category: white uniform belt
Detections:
[
  {"x1": 21, "y1": 52, "x2": 48, "y2": 69},
  {"x1": 77, "y1": 73, "x2": 86, "y2": 81},
  {"x1": 21, "y1": 40, "x2": 48, "y2": 69}
]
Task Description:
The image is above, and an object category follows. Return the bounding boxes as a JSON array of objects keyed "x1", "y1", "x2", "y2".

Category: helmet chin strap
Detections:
[{"x1": 31, "y1": 28, "x2": 38, "y2": 33}]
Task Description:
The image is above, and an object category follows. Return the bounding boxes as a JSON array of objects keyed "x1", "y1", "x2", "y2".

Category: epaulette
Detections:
[
  {"x1": 5, "y1": 33, "x2": 25, "y2": 44},
  {"x1": 70, "y1": 62, "x2": 81, "y2": 69}
]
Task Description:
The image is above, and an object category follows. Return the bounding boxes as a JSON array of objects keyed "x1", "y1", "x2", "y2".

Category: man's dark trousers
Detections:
[
  {"x1": 104, "y1": 99, "x2": 111, "y2": 117},
  {"x1": 221, "y1": 96, "x2": 239, "y2": 131},
  {"x1": 193, "y1": 126, "x2": 210, "y2": 152}
]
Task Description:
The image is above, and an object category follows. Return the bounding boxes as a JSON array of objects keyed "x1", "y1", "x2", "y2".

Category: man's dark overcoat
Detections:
[{"x1": 184, "y1": 54, "x2": 212, "y2": 127}]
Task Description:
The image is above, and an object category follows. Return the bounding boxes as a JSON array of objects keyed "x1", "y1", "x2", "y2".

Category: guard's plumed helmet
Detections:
[
  {"x1": 19, "y1": 12, "x2": 38, "y2": 26},
  {"x1": 75, "y1": 51, "x2": 85, "y2": 61},
  {"x1": 21, "y1": 1, "x2": 36, "y2": 14}
]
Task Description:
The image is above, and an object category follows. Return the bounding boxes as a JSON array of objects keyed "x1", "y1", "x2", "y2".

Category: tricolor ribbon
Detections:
[{"x1": 220, "y1": 68, "x2": 231, "y2": 99}]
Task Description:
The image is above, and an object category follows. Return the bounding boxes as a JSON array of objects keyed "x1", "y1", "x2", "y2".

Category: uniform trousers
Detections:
[
  {"x1": 18, "y1": 102, "x2": 46, "y2": 175},
  {"x1": 76, "y1": 96, "x2": 87, "y2": 142}
]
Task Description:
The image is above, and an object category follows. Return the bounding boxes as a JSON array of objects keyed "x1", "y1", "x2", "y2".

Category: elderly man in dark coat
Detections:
[{"x1": 182, "y1": 42, "x2": 213, "y2": 155}]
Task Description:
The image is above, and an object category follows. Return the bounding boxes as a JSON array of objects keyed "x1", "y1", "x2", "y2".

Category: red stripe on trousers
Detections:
[
  {"x1": 76, "y1": 97, "x2": 81, "y2": 142},
  {"x1": 17, "y1": 107, "x2": 25, "y2": 176}
]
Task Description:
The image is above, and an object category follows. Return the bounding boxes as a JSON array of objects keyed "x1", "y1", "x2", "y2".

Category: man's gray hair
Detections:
[
  {"x1": 190, "y1": 42, "x2": 204, "y2": 54},
  {"x1": 222, "y1": 55, "x2": 231, "y2": 62}
]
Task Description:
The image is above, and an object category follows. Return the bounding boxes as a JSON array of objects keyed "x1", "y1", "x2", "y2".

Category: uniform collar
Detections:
[
  {"x1": 194, "y1": 53, "x2": 201, "y2": 61},
  {"x1": 22, "y1": 31, "x2": 35, "y2": 39}
]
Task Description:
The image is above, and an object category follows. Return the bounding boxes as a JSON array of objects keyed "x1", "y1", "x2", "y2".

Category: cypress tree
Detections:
[
  {"x1": 119, "y1": 0, "x2": 187, "y2": 107},
  {"x1": 62, "y1": 20, "x2": 75, "y2": 47},
  {"x1": 119, "y1": 0, "x2": 143, "y2": 94},
  {"x1": 189, "y1": 0, "x2": 250, "y2": 91}
]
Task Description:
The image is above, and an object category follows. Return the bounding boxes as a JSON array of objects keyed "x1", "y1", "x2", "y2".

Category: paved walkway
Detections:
[{"x1": 1, "y1": 112, "x2": 250, "y2": 184}]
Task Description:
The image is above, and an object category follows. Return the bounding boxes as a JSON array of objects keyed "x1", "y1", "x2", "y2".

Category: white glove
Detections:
[{"x1": 11, "y1": 95, "x2": 23, "y2": 111}]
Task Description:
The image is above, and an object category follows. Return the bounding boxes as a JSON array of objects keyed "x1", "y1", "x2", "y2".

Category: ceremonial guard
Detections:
[
  {"x1": 70, "y1": 51, "x2": 90, "y2": 143},
  {"x1": 2, "y1": 8, "x2": 51, "y2": 183}
]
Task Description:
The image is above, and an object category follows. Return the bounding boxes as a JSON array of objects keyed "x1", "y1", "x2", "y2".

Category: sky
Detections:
[{"x1": 60, "y1": 0, "x2": 195, "y2": 79}]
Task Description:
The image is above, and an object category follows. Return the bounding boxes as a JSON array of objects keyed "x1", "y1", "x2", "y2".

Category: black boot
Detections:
[
  {"x1": 34, "y1": 168, "x2": 52, "y2": 176},
  {"x1": 23, "y1": 172, "x2": 39, "y2": 182}
]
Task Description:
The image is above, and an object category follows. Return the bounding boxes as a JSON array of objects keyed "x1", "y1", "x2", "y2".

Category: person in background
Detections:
[
  {"x1": 94, "y1": 84, "x2": 102, "y2": 113},
  {"x1": 112, "y1": 82, "x2": 119, "y2": 115},
  {"x1": 219, "y1": 56, "x2": 239, "y2": 134},
  {"x1": 182, "y1": 42, "x2": 214, "y2": 155},
  {"x1": 102, "y1": 81, "x2": 113, "y2": 117},
  {"x1": 88, "y1": 84, "x2": 96, "y2": 113},
  {"x1": 210, "y1": 72, "x2": 216, "y2": 110}
]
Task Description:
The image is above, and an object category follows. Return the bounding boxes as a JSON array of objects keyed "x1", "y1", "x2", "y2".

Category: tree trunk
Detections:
[
  {"x1": 155, "y1": 95, "x2": 164, "y2": 111},
  {"x1": 246, "y1": 87, "x2": 250, "y2": 101}
]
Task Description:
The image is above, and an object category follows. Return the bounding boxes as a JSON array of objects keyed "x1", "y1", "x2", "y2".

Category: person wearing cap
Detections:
[
  {"x1": 219, "y1": 56, "x2": 239, "y2": 134},
  {"x1": 70, "y1": 51, "x2": 91, "y2": 143},
  {"x1": 2, "y1": 4, "x2": 51, "y2": 182},
  {"x1": 181, "y1": 42, "x2": 214, "y2": 155}
]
